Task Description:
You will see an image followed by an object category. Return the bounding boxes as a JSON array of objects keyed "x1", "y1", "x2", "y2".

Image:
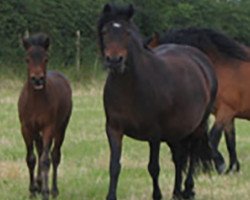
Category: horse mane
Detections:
[{"x1": 159, "y1": 27, "x2": 249, "y2": 61}]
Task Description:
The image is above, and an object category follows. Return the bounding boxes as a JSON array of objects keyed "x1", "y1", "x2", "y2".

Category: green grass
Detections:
[{"x1": 0, "y1": 72, "x2": 250, "y2": 200}]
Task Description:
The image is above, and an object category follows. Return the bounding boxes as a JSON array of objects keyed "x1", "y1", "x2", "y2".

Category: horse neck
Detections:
[{"x1": 126, "y1": 37, "x2": 151, "y2": 73}]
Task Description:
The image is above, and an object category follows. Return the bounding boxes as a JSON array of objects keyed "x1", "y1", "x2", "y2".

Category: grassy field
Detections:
[{"x1": 0, "y1": 71, "x2": 250, "y2": 200}]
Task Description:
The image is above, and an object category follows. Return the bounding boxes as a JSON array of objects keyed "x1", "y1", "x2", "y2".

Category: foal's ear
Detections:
[
  {"x1": 103, "y1": 3, "x2": 112, "y2": 14},
  {"x1": 127, "y1": 4, "x2": 134, "y2": 19},
  {"x1": 22, "y1": 38, "x2": 31, "y2": 50},
  {"x1": 42, "y1": 36, "x2": 50, "y2": 51}
]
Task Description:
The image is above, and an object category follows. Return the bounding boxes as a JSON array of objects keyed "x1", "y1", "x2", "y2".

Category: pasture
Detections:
[{"x1": 0, "y1": 69, "x2": 250, "y2": 200}]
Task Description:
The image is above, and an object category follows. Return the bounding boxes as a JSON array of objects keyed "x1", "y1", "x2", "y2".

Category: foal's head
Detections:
[
  {"x1": 98, "y1": 3, "x2": 140, "y2": 74},
  {"x1": 22, "y1": 34, "x2": 49, "y2": 90}
]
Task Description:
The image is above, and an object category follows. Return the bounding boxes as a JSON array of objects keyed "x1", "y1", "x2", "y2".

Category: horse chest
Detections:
[{"x1": 20, "y1": 97, "x2": 56, "y2": 130}]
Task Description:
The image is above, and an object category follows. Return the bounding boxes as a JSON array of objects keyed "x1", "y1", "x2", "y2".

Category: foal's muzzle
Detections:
[
  {"x1": 104, "y1": 56, "x2": 125, "y2": 73},
  {"x1": 30, "y1": 75, "x2": 45, "y2": 90}
]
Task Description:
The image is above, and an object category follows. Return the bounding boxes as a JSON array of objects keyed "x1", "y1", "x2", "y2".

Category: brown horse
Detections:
[
  {"x1": 18, "y1": 33, "x2": 72, "y2": 200},
  {"x1": 98, "y1": 4, "x2": 217, "y2": 200},
  {"x1": 146, "y1": 27, "x2": 250, "y2": 174}
]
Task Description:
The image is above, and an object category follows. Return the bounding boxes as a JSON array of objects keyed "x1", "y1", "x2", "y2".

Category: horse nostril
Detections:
[
  {"x1": 31, "y1": 76, "x2": 36, "y2": 84},
  {"x1": 106, "y1": 56, "x2": 123, "y2": 64},
  {"x1": 117, "y1": 56, "x2": 123, "y2": 63},
  {"x1": 30, "y1": 76, "x2": 45, "y2": 85},
  {"x1": 106, "y1": 56, "x2": 111, "y2": 62}
]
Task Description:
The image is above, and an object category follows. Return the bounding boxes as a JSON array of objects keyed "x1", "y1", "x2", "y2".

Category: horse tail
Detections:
[
  {"x1": 188, "y1": 47, "x2": 217, "y2": 172},
  {"x1": 192, "y1": 120, "x2": 213, "y2": 173}
]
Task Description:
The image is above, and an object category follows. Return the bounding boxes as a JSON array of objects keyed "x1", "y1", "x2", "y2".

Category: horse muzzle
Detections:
[
  {"x1": 104, "y1": 56, "x2": 125, "y2": 73},
  {"x1": 30, "y1": 75, "x2": 45, "y2": 90}
]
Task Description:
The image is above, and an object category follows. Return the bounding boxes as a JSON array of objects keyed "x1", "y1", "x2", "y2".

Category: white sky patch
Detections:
[{"x1": 113, "y1": 22, "x2": 122, "y2": 28}]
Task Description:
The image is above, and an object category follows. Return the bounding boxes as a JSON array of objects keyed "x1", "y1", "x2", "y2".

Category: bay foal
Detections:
[{"x1": 18, "y1": 33, "x2": 72, "y2": 200}]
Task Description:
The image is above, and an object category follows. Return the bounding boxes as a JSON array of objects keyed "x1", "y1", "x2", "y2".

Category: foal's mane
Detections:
[
  {"x1": 158, "y1": 27, "x2": 249, "y2": 61},
  {"x1": 23, "y1": 33, "x2": 50, "y2": 50}
]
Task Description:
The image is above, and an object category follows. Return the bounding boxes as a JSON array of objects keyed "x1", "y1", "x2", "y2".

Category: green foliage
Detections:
[{"x1": 1, "y1": 0, "x2": 250, "y2": 68}]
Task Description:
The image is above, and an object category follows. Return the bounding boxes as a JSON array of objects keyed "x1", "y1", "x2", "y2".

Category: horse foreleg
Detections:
[
  {"x1": 106, "y1": 124, "x2": 123, "y2": 200},
  {"x1": 22, "y1": 126, "x2": 37, "y2": 197},
  {"x1": 148, "y1": 141, "x2": 162, "y2": 200},
  {"x1": 35, "y1": 134, "x2": 43, "y2": 193},
  {"x1": 224, "y1": 120, "x2": 240, "y2": 173},
  {"x1": 40, "y1": 129, "x2": 52, "y2": 200},
  {"x1": 209, "y1": 123, "x2": 226, "y2": 174}
]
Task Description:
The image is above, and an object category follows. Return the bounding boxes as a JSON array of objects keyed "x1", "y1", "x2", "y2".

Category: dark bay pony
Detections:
[
  {"x1": 146, "y1": 27, "x2": 250, "y2": 174},
  {"x1": 98, "y1": 4, "x2": 217, "y2": 200},
  {"x1": 18, "y1": 33, "x2": 72, "y2": 200}
]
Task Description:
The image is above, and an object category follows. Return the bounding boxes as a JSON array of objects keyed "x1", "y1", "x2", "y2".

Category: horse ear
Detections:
[
  {"x1": 127, "y1": 4, "x2": 134, "y2": 19},
  {"x1": 43, "y1": 36, "x2": 50, "y2": 50},
  {"x1": 103, "y1": 3, "x2": 112, "y2": 14},
  {"x1": 22, "y1": 38, "x2": 31, "y2": 50}
]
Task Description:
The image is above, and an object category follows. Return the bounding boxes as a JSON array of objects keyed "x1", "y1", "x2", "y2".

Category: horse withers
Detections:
[
  {"x1": 98, "y1": 4, "x2": 217, "y2": 200},
  {"x1": 18, "y1": 33, "x2": 72, "y2": 200},
  {"x1": 146, "y1": 28, "x2": 250, "y2": 174}
]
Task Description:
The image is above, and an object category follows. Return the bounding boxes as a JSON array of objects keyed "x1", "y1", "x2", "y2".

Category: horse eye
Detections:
[
  {"x1": 102, "y1": 30, "x2": 107, "y2": 35},
  {"x1": 25, "y1": 57, "x2": 30, "y2": 63},
  {"x1": 101, "y1": 27, "x2": 108, "y2": 35}
]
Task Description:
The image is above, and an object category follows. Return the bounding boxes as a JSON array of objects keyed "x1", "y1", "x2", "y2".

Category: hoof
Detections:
[
  {"x1": 215, "y1": 162, "x2": 226, "y2": 174},
  {"x1": 153, "y1": 189, "x2": 162, "y2": 200},
  {"x1": 51, "y1": 188, "x2": 59, "y2": 198},
  {"x1": 29, "y1": 192, "x2": 36, "y2": 199},
  {"x1": 226, "y1": 162, "x2": 240, "y2": 174},
  {"x1": 42, "y1": 190, "x2": 50, "y2": 200},
  {"x1": 172, "y1": 191, "x2": 182, "y2": 200},
  {"x1": 42, "y1": 193, "x2": 49, "y2": 200},
  {"x1": 106, "y1": 195, "x2": 116, "y2": 200},
  {"x1": 182, "y1": 190, "x2": 195, "y2": 200}
]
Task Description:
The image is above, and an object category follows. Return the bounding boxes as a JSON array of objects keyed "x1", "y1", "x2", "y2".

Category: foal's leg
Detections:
[
  {"x1": 106, "y1": 124, "x2": 123, "y2": 200},
  {"x1": 35, "y1": 134, "x2": 43, "y2": 193},
  {"x1": 224, "y1": 120, "x2": 240, "y2": 173},
  {"x1": 21, "y1": 126, "x2": 37, "y2": 197},
  {"x1": 51, "y1": 126, "x2": 66, "y2": 198},
  {"x1": 148, "y1": 141, "x2": 162, "y2": 200},
  {"x1": 40, "y1": 127, "x2": 53, "y2": 200}
]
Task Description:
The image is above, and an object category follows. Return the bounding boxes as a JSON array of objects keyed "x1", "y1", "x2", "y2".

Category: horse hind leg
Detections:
[
  {"x1": 40, "y1": 128, "x2": 53, "y2": 200},
  {"x1": 182, "y1": 140, "x2": 196, "y2": 200},
  {"x1": 51, "y1": 130, "x2": 66, "y2": 198},
  {"x1": 224, "y1": 120, "x2": 240, "y2": 173},
  {"x1": 209, "y1": 123, "x2": 226, "y2": 174},
  {"x1": 148, "y1": 141, "x2": 162, "y2": 200},
  {"x1": 169, "y1": 141, "x2": 188, "y2": 200}
]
